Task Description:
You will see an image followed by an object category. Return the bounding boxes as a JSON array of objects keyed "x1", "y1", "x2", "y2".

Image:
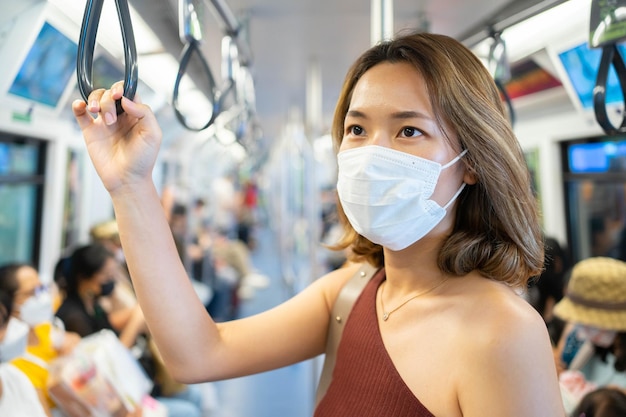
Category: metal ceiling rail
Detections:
[
  {"x1": 204, "y1": 0, "x2": 252, "y2": 65},
  {"x1": 457, "y1": 0, "x2": 569, "y2": 48}
]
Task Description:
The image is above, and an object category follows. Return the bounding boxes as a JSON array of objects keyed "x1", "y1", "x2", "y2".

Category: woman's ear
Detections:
[{"x1": 463, "y1": 164, "x2": 478, "y2": 185}]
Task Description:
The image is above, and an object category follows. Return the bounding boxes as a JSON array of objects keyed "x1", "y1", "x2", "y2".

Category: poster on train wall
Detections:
[{"x1": 589, "y1": 0, "x2": 626, "y2": 48}]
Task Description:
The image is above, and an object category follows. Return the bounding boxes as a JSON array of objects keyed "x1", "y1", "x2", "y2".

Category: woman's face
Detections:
[
  {"x1": 340, "y1": 62, "x2": 473, "y2": 208},
  {"x1": 87, "y1": 257, "x2": 117, "y2": 297},
  {"x1": 13, "y1": 266, "x2": 43, "y2": 315}
]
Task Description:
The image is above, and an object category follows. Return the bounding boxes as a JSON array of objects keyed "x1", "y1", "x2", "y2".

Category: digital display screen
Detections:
[
  {"x1": 568, "y1": 140, "x2": 626, "y2": 173},
  {"x1": 558, "y1": 42, "x2": 626, "y2": 109},
  {"x1": 8, "y1": 22, "x2": 77, "y2": 108}
]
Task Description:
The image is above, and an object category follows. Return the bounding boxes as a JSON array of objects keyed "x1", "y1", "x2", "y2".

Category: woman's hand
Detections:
[{"x1": 72, "y1": 81, "x2": 162, "y2": 195}]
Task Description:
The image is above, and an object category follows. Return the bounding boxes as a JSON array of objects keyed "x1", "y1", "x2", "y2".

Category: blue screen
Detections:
[
  {"x1": 558, "y1": 42, "x2": 626, "y2": 109},
  {"x1": 568, "y1": 140, "x2": 626, "y2": 173},
  {"x1": 8, "y1": 22, "x2": 78, "y2": 108}
]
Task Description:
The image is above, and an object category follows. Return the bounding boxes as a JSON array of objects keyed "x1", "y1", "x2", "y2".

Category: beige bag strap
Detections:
[{"x1": 315, "y1": 262, "x2": 379, "y2": 405}]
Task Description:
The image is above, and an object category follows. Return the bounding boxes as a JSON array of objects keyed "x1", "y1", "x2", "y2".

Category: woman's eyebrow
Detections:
[
  {"x1": 390, "y1": 110, "x2": 433, "y2": 121},
  {"x1": 346, "y1": 109, "x2": 433, "y2": 121}
]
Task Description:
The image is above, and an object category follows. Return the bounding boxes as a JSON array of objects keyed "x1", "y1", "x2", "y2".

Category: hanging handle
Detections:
[
  {"x1": 77, "y1": 0, "x2": 138, "y2": 114},
  {"x1": 172, "y1": 40, "x2": 220, "y2": 131},
  {"x1": 487, "y1": 30, "x2": 515, "y2": 127},
  {"x1": 593, "y1": 44, "x2": 626, "y2": 135}
]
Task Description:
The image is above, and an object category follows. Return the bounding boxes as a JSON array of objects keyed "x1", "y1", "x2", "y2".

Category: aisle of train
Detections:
[{"x1": 205, "y1": 225, "x2": 318, "y2": 417}]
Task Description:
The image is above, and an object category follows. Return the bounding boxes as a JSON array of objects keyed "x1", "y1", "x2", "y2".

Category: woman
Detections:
[
  {"x1": 55, "y1": 243, "x2": 145, "y2": 348},
  {"x1": 0, "y1": 268, "x2": 48, "y2": 417},
  {"x1": 0, "y1": 263, "x2": 80, "y2": 416},
  {"x1": 73, "y1": 32, "x2": 563, "y2": 416}
]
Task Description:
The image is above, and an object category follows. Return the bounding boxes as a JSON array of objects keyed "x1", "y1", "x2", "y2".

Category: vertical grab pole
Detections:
[{"x1": 370, "y1": 0, "x2": 394, "y2": 46}]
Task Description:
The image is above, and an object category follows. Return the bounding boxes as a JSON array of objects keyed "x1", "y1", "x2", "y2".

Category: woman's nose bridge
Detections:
[{"x1": 369, "y1": 127, "x2": 391, "y2": 146}]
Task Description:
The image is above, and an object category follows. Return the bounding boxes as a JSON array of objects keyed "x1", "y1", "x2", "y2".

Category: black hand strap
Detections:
[
  {"x1": 172, "y1": 40, "x2": 236, "y2": 131},
  {"x1": 593, "y1": 43, "x2": 626, "y2": 135},
  {"x1": 173, "y1": 40, "x2": 219, "y2": 131},
  {"x1": 77, "y1": 0, "x2": 138, "y2": 114}
]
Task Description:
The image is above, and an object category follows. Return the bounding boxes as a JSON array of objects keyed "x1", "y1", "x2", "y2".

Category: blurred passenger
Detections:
[
  {"x1": 54, "y1": 244, "x2": 203, "y2": 417},
  {"x1": 554, "y1": 257, "x2": 626, "y2": 412},
  {"x1": 0, "y1": 263, "x2": 80, "y2": 416},
  {"x1": 74, "y1": 31, "x2": 563, "y2": 416},
  {"x1": 570, "y1": 387, "x2": 626, "y2": 417},
  {"x1": 54, "y1": 243, "x2": 144, "y2": 348},
  {"x1": 237, "y1": 177, "x2": 259, "y2": 249},
  {"x1": 88, "y1": 220, "x2": 138, "y2": 331},
  {"x1": 0, "y1": 270, "x2": 48, "y2": 417}
]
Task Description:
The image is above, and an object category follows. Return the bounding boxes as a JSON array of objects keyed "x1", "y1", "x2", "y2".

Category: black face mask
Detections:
[{"x1": 99, "y1": 280, "x2": 116, "y2": 297}]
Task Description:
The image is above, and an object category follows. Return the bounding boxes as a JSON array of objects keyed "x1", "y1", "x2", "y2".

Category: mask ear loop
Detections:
[
  {"x1": 443, "y1": 183, "x2": 466, "y2": 210},
  {"x1": 441, "y1": 149, "x2": 469, "y2": 210},
  {"x1": 441, "y1": 149, "x2": 468, "y2": 170}
]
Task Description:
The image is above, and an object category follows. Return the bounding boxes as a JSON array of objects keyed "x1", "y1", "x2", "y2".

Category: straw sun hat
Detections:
[{"x1": 554, "y1": 257, "x2": 626, "y2": 331}]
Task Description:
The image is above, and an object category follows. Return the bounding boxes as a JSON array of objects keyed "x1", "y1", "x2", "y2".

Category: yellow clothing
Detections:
[{"x1": 11, "y1": 322, "x2": 59, "y2": 408}]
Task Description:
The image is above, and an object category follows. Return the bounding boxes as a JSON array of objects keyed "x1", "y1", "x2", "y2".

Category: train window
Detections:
[
  {"x1": 562, "y1": 137, "x2": 626, "y2": 263},
  {"x1": 0, "y1": 136, "x2": 46, "y2": 266}
]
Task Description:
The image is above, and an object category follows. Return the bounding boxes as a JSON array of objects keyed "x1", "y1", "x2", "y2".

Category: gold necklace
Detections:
[{"x1": 380, "y1": 277, "x2": 449, "y2": 321}]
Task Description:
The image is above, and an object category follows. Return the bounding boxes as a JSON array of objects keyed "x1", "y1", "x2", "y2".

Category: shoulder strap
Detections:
[{"x1": 315, "y1": 262, "x2": 379, "y2": 405}]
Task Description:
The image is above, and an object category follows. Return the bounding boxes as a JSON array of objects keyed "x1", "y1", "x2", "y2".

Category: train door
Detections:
[{"x1": 562, "y1": 137, "x2": 626, "y2": 263}]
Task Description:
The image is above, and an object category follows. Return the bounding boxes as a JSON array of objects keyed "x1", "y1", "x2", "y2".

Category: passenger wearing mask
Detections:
[
  {"x1": 55, "y1": 244, "x2": 204, "y2": 417},
  {"x1": 0, "y1": 275, "x2": 47, "y2": 416},
  {"x1": 0, "y1": 263, "x2": 80, "y2": 416},
  {"x1": 55, "y1": 243, "x2": 145, "y2": 348},
  {"x1": 74, "y1": 31, "x2": 563, "y2": 415}
]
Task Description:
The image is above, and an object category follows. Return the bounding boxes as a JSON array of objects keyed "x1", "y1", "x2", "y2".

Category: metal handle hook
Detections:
[{"x1": 77, "y1": 0, "x2": 138, "y2": 114}]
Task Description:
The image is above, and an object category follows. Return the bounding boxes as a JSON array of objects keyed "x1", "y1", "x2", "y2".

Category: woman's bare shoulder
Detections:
[
  {"x1": 450, "y1": 275, "x2": 563, "y2": 415},
  {"x1": 312, "y1": 262, "x2": 368, "y2": 308}
]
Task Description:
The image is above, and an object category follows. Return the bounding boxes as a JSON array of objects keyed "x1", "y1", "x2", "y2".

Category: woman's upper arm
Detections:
[
  {"x1": 458, "y1": 309, "x2": 565, "y2": 417},
  {"x1": 185, "y1": 263, "x2": 360, "y2": 382}
]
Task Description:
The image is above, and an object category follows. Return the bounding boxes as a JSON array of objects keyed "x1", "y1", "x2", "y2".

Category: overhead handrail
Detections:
[
  {"x1": 76, "y1": 0, "x2": 138, "y2": 114},
  {"x1": 593, "y1": 44, "x2": 626, "y2": 134},
  {"x1": 487, "y1": 30, "x2": 515, "y2": 127},
  {"x1": 173, "y1": 0, "x2": 219, "y2": 131},
  {"x1": 173, "y1": 0, "x2": 237, "y2": 131},
  {"x1": 590, "y1": 2, "x2": 626, "y2": 135},
  {"x1": 204, "y1": 0, "x2": 252, "y2": 65}
]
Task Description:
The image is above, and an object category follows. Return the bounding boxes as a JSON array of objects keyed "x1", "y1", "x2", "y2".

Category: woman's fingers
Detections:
[
  {"x1": 99, "y1": 88, "x2": 119, "y2": 125},
  {"x1": 72, "y1": 99, "x2": 94, "y2": 131}
]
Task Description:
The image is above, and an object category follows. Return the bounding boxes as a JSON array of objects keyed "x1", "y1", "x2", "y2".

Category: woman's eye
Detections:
[
  {"x1": 401, "y1": 127, "x2": 421, "y2": 137},
  {"x1": 348, "y1": 125, "x2": 364, "y2": 136}
]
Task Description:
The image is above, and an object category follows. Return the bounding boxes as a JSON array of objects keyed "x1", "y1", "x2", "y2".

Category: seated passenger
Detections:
[
  {"x1": 554, "y1": 257, "x2": 626, "y2": 412},
  {"x1": 0, "y1": 263, "x2": 80, "y2": 416},
  {"x1": 0, "y1": 277, "x2": 48, "y2": 417},
  {"x1": 55, "y1": 243, "x2": 145, "y2": 348},
  {"x1": 55, "y1": 243, "x2": 204, "y2": 417},
  {"x1": 88, "y1": 220, "x2": 140, "y2": 332}
]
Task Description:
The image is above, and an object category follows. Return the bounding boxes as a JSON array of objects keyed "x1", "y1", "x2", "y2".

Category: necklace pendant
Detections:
[{"x1": 382, "y1": 312, "x2": 389, "y2": 321}]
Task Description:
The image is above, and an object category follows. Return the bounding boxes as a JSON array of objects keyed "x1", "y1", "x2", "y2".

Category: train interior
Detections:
[{"x1": 1, "y1": 0, "x2": 626, "y2": 415}]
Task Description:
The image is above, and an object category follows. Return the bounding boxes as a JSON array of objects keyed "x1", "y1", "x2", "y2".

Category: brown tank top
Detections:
[{"x1": 314, "y1": 268, "x2": 436, "y2": 417}]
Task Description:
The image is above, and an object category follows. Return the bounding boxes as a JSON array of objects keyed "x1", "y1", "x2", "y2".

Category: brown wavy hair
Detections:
[{"x1": 330, "y1": 31, "x2": 543, "y2": 287}]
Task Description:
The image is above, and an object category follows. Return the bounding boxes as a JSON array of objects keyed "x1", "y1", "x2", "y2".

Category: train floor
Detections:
[{"x1": 199, "y1": 225, "x2": 319, "y2": 417}]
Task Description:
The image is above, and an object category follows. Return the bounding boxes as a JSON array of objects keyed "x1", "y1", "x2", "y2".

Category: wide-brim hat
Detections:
[{"x1": 554, "y1": 256, "x2": 626, "y2": 331}]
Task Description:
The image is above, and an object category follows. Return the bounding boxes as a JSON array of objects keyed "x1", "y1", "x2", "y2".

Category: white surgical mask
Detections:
[
  {"x1": 0, "y1": 318, "x2": 29, "y2": 362},
  {"x1": 337, "y1": 145, "x2": 467, "y2": 251},
  {"x1": 19, "y1": 290, "x2": 53, "y2": 327}
]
